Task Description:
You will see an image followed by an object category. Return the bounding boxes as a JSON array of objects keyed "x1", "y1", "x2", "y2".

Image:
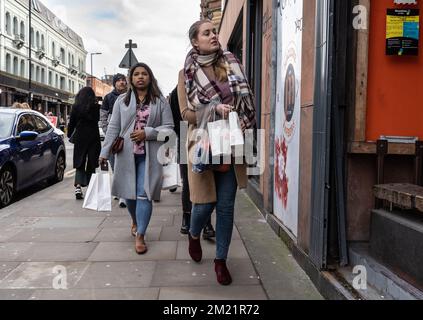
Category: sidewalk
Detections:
[{"x1": 0, "y1": 170, "x2": 322, "y2": 300}]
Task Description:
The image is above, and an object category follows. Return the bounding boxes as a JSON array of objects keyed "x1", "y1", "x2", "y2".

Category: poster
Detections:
[
  {"x1": 386, "y1": 9, "x2": 420, "y2": 56},
  {"x1": 274, "y1": 0, "x2": 303, "y2": 237}
]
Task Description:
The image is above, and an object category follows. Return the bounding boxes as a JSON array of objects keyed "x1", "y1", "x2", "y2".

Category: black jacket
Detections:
[
  {"x1": 67, "y1": 103, "x2": 101, "y2": 173},
  {"x1": 101, "y1": 89, "x2": 121, "y2": 115}
]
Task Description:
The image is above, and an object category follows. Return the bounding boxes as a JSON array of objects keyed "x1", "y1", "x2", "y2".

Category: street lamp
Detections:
[{"x1": 90, "y1": 52, "x2": 102, "y2": 87}]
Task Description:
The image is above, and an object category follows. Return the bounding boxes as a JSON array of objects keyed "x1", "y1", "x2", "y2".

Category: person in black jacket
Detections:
[
  {"x1": 67, "y1": 87, "x2": 101, "y2": 200},
  {"x1": 100, "y1": 73, "x2": 128, "y2": 207},
  {"x1": 168, "y1": 86, "x2": 215, "y2": 239}
]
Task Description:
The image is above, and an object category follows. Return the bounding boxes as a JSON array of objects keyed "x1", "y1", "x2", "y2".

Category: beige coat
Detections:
[{"x1": 177, "y1": 70, "x2": 247, "y2": 204}]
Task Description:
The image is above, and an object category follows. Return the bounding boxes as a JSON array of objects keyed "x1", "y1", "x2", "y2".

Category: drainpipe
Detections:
[{"x1": 309, "y1": 0, "x2": 335, "y2": 270}]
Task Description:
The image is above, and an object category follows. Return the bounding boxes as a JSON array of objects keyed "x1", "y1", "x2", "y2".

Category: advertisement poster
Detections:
[
  {"x1": 274, "y1": 0, "x2": 303, "y2": 237},
  {"x1": 386, "y1": 9, "x2": 420, "y2": 56}
]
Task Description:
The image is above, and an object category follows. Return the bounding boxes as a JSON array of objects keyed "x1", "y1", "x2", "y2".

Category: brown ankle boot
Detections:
[
  {"x1": 188, "y1": 233, "x2": 202, "y2": 262},
  {"x1": 135, "y1": 234, "x2": 147, "y2": 255},
  {"x1": 214, "y1": 259, "x2": 232, "y2": 285}
]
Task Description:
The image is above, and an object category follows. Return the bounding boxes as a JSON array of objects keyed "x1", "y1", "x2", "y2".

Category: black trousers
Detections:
[{"x1": 179, "y1": 163, "x2": 192, "y2": 214}]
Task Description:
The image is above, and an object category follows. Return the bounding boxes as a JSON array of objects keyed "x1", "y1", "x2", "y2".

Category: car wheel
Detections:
[
  {"x1": 53, "y1": 153, "x2": 65, "y2": 183},
  {"x1": 0, "y1": 166, "x2": 15, "y2": 208}
]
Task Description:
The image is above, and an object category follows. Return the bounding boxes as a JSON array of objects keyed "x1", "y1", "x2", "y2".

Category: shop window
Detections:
[{"x1": 227, "y1": 12, "x2": 243, "y2": 62}]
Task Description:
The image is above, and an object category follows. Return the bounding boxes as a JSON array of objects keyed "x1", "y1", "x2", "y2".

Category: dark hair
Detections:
[
  {"x1": 73, "y1": 87, "x2": 97, "y2": 117},
  {"x1": 124, "y1": 62, "x2": 162, "y2": 106}
]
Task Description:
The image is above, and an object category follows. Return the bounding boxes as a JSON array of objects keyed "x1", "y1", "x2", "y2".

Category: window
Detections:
[
  {"x1": 48, "y1": 71, "x2": 53, "y2": 86},
  {"x1": 52, "y1": 42, "x2": 56, "y2": 58},
  {"x1": 33, "y1": 115, "x2": 51, "y2": 134},
  {"x1": 0, "y1": 114, "x2": 15, "y2": 139},
  {"x1": 41, "y1": 68, "x2": 45, "y2": 83},
  {"x1": 68, "y1": 80, "x2": 71, "y2": 92},
  {"x1": 20, "y1": 21, "x2": 25, "y2": 40},
  {"x1": 17, "y1": 114, "x2": 37, "y2": 134},
  {"x1": 5, "y1": 12, "x2": 11, "y2": 35},
  {"x1": 68, "y1": 53, "x2": 71, "y2": 66},
  {"x1": 13, "y1": 57, "x2": 19, "y2": 75},
  {"x1": 60, "y1": 76, "x2": 65, "y2": 90},
  {"x1": 72, "y1": 55, "x2": 75, "y2": 67},
  {"x1": 31, "y1": 64, "x2": 35, "y2": 80},
  {"x1": 36, "y1": 66, "x2": 40, "y2": 82},
  {"x1": 30, "y1": 28, "x2": 35, "y2": 48},
  {"x1": 6, "y1": 54, "x2": 11, "y2": 73},
  {"x1": 20, "y1": 60, "x2": 25, "y2": 77},
  {"x1": 55, "y1": 74, "x2": 58, "y2": 88},
  {"x1": 60, "y1": 48, "x2": 65, "y2": 64},
  {"x1": 41, "y1": 35, "x2": 45, "y2": 50},
  {"x1": 13, "y1": 17, "x2": 18, "y2": 36},
  {"x1": 36, "y1": 31, "x2": 40, "y2": 49}
]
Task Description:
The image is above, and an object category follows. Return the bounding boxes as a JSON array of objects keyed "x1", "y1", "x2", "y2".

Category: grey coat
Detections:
[{"x1": 100, "y1": 92, "x2": 174, "y2": 201}]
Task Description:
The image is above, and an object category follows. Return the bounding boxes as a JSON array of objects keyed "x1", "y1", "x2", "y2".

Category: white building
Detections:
[{"x1": 0, "y1": 0, "x2": 87, "y2": 116}]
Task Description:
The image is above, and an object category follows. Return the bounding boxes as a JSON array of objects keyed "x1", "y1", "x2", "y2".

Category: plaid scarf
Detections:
[{"x1": 184, "y1": 48, "x2": 256, "y2": 129}]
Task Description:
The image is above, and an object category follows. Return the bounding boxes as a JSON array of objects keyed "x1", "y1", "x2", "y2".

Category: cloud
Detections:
[{"x1": 39, "y1": 0, "x2": 200, "y2": 94}]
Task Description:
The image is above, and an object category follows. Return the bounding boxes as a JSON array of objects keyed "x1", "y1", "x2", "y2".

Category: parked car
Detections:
[{"x1": 0, "y1": 108, "x2": 66, "y2": 208}]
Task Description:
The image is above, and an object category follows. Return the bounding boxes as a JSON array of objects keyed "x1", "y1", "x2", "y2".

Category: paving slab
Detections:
[
  {"x1": 0, "y1": 243, "x2": 33, "y2": 261},
  {"x1": 74, "y1": 261, "x2": 156, "y2": 289},
  {"x1": 94, "y1": 227, "x2": 161, "y2": 242},
  {"x1": 0, "y1": 262, "x2": 20, "y2": 281},
  {"x1": 14, "y1": 243, "x2": 98, "y2": 262},
  {"x1": 159, "y1": 285, "x2": 267, "y2": 300},
  {"x1": 175, "y1": 240, "x2": 250, "y2": 260},
  {"x1": 88, "y1": 241, "x2": 177, "y2": 262},
  {"x1": 100, "y1": 216, "x2": 174, "y2": 228},
  {"x1": 0, "y1": 262, "x2": 90, "y2": 289},
  {"x1": 150, "y1": 259, "x2": 260, "y2": 287},
  {"x1": 8, "y1": 228, "x2": 101, "y2": 243},
  {"x1": 0, "y1": 289, "x2": 35, "y2": 300},
  {"x1": 30, "y1": 287, "x2": 160, "y2": 300}
]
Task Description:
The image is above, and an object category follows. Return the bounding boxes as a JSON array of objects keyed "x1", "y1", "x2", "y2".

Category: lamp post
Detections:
[{"x1": 90, "y1": 52, "x2": 102, "y2": 87}]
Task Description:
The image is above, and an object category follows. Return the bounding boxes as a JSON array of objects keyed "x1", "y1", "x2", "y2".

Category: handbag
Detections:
[{"x1": 111, "y1": 118, "x2": 135, "y2": 155}]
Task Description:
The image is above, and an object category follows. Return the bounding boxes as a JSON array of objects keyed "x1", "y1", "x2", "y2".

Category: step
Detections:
[{"x1": 349, "y1": 243, "x2": 423, "y2": 300}]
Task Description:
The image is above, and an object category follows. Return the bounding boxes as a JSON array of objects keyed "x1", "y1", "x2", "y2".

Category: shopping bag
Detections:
[
  {"x1": 162, "y1": 162, "x2": 181, "y2": 190},
  {"x1": 83, "y1": 170, "x2": 112, "y2": 212},
  {"x1": 229, "y1": 111, "x2": 244, "y2": 147},
  {"x1": 207, "y1": 119, "x2": 231, "y2": 156}
]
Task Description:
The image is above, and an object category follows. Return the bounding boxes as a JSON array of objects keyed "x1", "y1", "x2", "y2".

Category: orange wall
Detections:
[{"x1": 366, "y1": 0, "x2": 423, "y2": 141}]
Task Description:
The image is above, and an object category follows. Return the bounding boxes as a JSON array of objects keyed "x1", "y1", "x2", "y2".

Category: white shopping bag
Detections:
[
  {"x1": 207, "y1": 119, "x2": 231, "y2": 156},
  {"x1": 229, "y1": 111, "x2": 244, "y2": 147},
  {"x1": 83, "y1": 170, "x2": 112, "y2": 212},
  {"x1": 162, "y1": 163, "x2": 181, "y2": 190}
]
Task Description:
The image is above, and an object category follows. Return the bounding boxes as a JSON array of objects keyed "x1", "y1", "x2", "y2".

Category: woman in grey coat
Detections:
[{"x1": 99, "y1": 63, "x2": 174, "y2": 254}]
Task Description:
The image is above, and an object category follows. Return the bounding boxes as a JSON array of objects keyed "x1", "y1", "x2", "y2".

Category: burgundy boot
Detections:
[
  {"x1": 188, "y1": 234, "x2": 202, "y2": 262},
  {"x1": 214, "y1": 259, "x2": 232, "y2": 286}
]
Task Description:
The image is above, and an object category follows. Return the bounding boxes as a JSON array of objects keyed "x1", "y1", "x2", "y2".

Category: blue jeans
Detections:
[
  {"x1": 190, "y1": 166, "x2": 238, "y2": 260},
  {"x1": 126, "y1": 154, "x2": 153, "y2": 235}
]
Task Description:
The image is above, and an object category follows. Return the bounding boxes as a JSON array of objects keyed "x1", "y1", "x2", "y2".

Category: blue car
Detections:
[{"x1": 0, "y1": 108, "x2": 66, "y2": 208}]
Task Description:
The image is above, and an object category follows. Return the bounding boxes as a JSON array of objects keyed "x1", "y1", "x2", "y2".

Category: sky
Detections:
[{"x1": 40, "y1": 0, "x2": 200, "y2": 95}]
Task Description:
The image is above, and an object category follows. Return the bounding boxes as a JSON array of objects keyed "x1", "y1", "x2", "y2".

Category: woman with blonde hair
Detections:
[{"x1": 177, "y1": 20, "x2": 256, "y2": 285}]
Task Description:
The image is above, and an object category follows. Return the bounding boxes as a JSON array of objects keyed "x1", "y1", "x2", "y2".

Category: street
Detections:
[{"x1": 0, "y1": 140, "x2": 322, "y2": 300}]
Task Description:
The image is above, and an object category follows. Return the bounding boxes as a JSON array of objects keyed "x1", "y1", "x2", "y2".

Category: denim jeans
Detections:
[
  {"x1": 126, "y1": 154, "x2": 153, "y2": 235},
  {"x1": 190, "y1": 166, "x2": 238, "y2": 260}
]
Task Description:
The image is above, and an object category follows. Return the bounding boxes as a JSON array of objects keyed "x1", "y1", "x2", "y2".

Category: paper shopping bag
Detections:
[
  {"x1": 229, "y1": 111, "x2": 244, "y2": 147},
  {"x1": 162, "y1": 163, "x2": 181, "y2": 190},
  {"x1": 207, "y1": 119, "x2": 231, "y2": 156},
  {"x1": 83, "y1": 171, "x2": 112, "y2": 212}
]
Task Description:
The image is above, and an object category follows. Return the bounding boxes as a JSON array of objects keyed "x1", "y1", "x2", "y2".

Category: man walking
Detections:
[{"x1": 100, "y1": 73, "x2": 128, "y2": 208}]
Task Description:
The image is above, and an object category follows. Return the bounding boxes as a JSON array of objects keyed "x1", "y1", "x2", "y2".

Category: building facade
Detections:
[
  {"x1": 0, "y1": 0, "x2": 87, "y2": 119},
  {"x1": 216, "y1": 0, "x2": 423, "y2": 299}
]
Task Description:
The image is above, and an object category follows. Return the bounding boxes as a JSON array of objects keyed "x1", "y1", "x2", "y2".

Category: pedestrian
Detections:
[
  {"x1": 67, "y1": 87, "x2": 101, "y2": 200},
  {"x1": 100, "y1": 73, "x2": 128, "y2": 208},
  {"x1": 178, "y1": 20, "x2": 256, "y2": 285},
  {"x1": 168, "y1": 86, "x2": 216, "y2": 239},
  {"x1": 11, "y1": 102, "x2": 23, "y2": 109},
  {"x1": 20, "y1": 102, "x2": 31, "y2": 110},
  {"x1": 99, "y1": 62, "x2": 174, "y2": 254}
]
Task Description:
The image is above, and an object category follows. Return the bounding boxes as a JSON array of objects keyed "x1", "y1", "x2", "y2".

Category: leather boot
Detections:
[
  {"x1": 135, "y1": 234, "x2": 147, "y2": 255},
  {"x1": 180, "y1": 212, "x2": 190, "y2": 235},
  {"x1": 188, "y1": 233, "x2": 202, "y2": 262},
  {"x1": 214, "y1": 259, "x2": 232, "y2": 286},
  {"x1": 203, "y1": 219, "x2": 216, "y2": 240}
]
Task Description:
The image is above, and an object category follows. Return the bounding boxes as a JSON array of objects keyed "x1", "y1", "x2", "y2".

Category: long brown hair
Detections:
[
  {"x1": 188, "y1": 20, "x2": 228, "y2": 82},
  {"x1": 124, "y1": 62, "x2": 162, "y2": 106}
]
